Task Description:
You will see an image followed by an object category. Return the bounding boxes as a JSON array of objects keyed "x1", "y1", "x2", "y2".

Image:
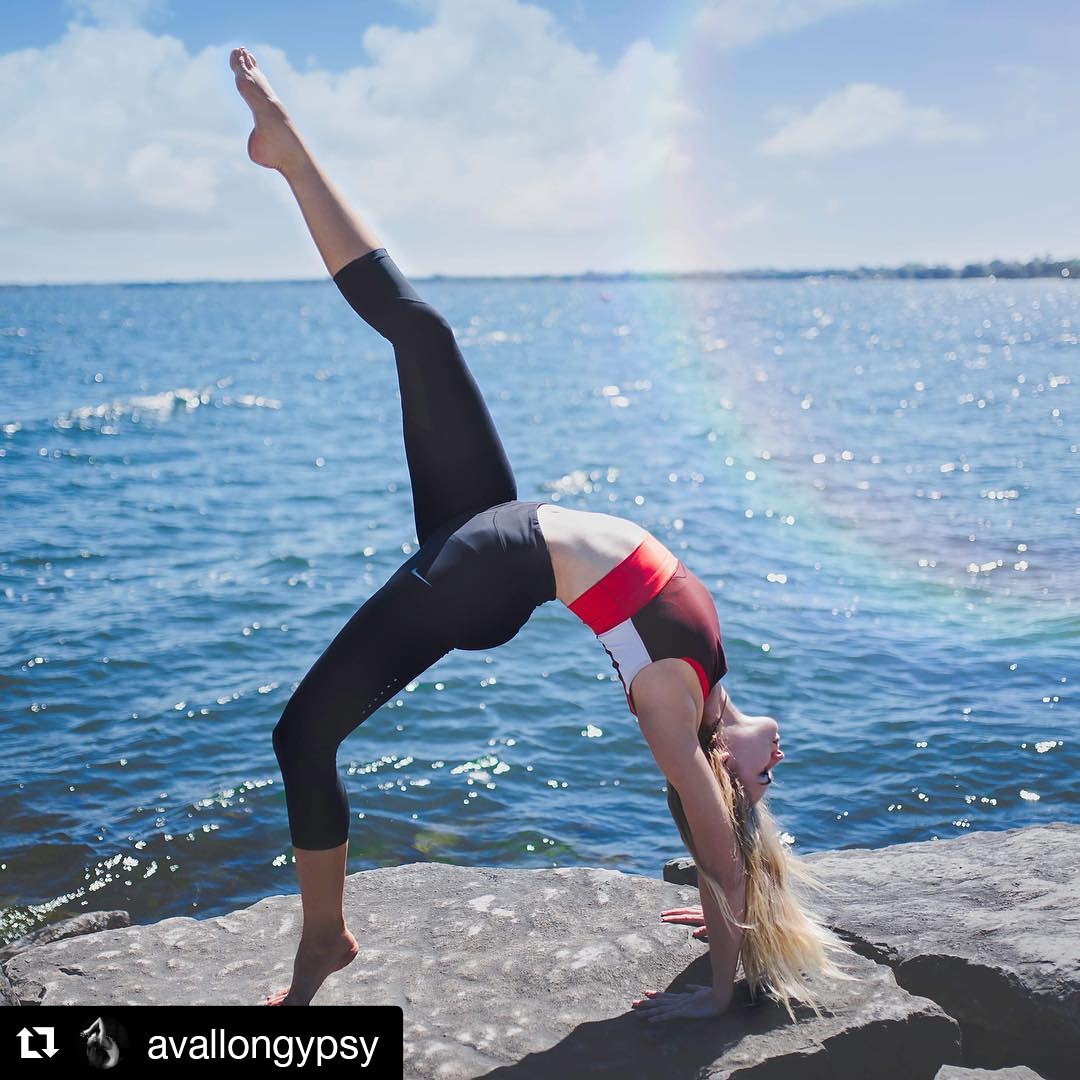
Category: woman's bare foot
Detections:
[
  {"x1": 265, "y1": 926, "x2": 360, "y2": 1006},
  {"x1": 229, "y1": 46, "x2": 308, "y2": 173}
]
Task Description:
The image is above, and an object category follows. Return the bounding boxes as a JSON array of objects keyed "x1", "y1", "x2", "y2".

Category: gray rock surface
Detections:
[
  {"x1": 666, "y1": 822, "x2": 1077, "y2": 1080},
  {"x1": 663, "y1": 856, "x2": 699, "y2": 887},
  {"x1": 807, "y1": 822, "x2": 1076, "y2": 1080},
  {"x1": 0, "y1": 965, "x2": 16, "y2": 1007},
  {"x1": 0, "y1": 909, "x2": 131, "y2": 964},
  {"x1": 5, "y1": 863, "x2": 958, "y2": 1079},
  {"x1": 935, "y1": 1067, "x2": 1047, "y2": 1080}
]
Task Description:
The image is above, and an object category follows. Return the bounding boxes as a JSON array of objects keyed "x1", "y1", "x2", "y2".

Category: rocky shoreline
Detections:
[{"x1": 3, "y1": 822, "x2": 1075, "y2": 1079}]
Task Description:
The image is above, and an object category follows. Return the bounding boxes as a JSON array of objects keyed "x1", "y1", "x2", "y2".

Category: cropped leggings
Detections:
[{"x1": 271, "y1": 248, "x2": 522, "y2": 850}]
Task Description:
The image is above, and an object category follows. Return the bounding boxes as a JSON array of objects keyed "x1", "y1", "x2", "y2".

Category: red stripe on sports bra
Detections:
[
  {"x1": 679, "y1": 655, "x2": 711, "y2": 707},
  {"x1": 568, "y1": 535, "x2": 680, "y2": 635}
]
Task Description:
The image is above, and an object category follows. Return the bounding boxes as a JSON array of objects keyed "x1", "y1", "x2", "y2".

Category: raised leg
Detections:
[
  {"x1": 231, "y1": 46, "x2": 381, "y2": 275},
  {"x1": 231, "y1": 45, "x2": 517, "y2": 544}
]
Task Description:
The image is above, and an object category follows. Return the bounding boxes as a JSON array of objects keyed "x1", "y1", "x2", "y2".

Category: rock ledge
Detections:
[{"x1": 5, "y1": 823, "x2": 1076, "y2": 1080}]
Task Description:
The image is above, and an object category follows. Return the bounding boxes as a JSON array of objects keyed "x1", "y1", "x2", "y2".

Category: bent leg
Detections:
[{"x1": 272, "y1": 562, "x2": 454, "y2": 851}]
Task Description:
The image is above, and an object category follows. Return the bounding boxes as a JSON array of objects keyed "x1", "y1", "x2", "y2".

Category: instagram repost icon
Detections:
[
  {"x1": 17, "y1": 1026, "x2": 58, "y2": 1059},
  {"x1": 79, "y1": 1016, "x2": 128, "y2": 1070}
]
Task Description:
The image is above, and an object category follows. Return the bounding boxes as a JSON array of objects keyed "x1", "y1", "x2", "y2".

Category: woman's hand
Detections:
[
  {"x1": 631, "y1": 983, "x2": 729, "y2": 1021},
  {"x1": 660, "y1": 904, "x2": 708, "y2": 941}
]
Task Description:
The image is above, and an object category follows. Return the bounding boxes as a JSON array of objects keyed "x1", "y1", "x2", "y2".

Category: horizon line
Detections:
[{"x1": 2, "y1": 253, "x2": 1076, "y2": 289}]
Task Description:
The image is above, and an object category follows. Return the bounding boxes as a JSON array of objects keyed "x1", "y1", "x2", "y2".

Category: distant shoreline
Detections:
[
  {"x1": 432, "y1": 255, "x2": 1079, "y2": 284},
  {"x1": 4, "y1": 255, "x2": 1076, "y2": 289}
]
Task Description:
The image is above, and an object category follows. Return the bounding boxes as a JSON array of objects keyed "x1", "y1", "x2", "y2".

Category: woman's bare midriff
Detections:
[
  {"x1": 535, "y1": 503, "x2": 654, "y2": 607},
  {"x1": 536, "y1": 502, "x2": 707, "y2": 717}
]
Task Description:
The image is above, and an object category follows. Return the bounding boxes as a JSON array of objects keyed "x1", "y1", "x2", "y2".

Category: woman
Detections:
[{"x1": 230, "y1": 46, "x2": 857, "y2": 1015}]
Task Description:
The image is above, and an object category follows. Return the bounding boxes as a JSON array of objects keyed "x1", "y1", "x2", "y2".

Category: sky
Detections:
[{"x1": 2, "y1": 0, "x2": 1078, "y2": 284}]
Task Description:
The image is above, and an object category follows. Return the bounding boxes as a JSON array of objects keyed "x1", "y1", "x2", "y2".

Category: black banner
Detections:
[{"x1": 0, "y1": 1006, "x2": 403, "y2": 1076}]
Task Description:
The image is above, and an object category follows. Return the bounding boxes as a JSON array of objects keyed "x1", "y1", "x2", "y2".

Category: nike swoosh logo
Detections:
[{"x1": 410, "y1": 567, "x2": 431, "y2": 586}]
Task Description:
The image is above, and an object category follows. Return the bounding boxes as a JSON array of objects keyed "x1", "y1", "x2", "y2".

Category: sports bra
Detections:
[{"x1": 566, "y1": 534, "x2": 728, "y2": 716}]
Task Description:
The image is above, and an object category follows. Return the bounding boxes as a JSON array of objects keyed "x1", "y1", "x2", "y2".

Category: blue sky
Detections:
[{"x1": 2, "y1": 0, "x2": 1077, "y2": 283}]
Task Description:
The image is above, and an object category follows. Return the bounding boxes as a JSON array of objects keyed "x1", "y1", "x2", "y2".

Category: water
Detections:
[{"x1": 1, "y1": 273, "x2": 1076, "y2": 944}]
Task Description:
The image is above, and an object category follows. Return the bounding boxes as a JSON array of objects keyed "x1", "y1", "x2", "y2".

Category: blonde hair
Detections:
[{"x1": 665, "y1": 731, "x2": 861, "y2": 1022}]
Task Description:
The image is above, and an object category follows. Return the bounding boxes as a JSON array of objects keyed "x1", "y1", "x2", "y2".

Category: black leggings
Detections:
[{"x1": 271, "y1": 248, "x2": 532, "y2": 850}]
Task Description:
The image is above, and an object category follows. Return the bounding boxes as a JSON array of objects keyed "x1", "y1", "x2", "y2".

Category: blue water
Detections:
[{"x1": 1, "y1": 274, "x2": 1076, "y2": 944}]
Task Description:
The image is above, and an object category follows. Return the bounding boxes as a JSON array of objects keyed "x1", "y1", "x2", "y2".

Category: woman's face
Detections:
[
  {"x1": 702, "y1": 685, "x2": 784, "y2": 804},
  {"x1": 723, "y1": 714, "x2": 784, "y2": 804}
]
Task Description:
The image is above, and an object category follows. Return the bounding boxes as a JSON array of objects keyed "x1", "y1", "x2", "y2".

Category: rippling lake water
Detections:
[{"x1": 1, "y1": 272, "x2": 1076, "y2": 943}]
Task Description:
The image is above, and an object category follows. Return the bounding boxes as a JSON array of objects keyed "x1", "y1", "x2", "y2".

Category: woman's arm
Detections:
[
  {"x1": 636, "y1": 883, "x2": 740, "y2": 1020},
  {"x1": 635, "y1": 679, "x2": 744, "y2": 1009},
  {"x1": 698, "y1": 858, "x2": 744, "y2": 1011}
]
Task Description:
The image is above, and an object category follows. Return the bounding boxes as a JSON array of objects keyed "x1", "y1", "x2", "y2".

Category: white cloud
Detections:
[
  {"x1": 759, "y1": 82, "x2": 984, "y2": 157},
  {"x1": 0, "y1": 24, "x2": 234, "y2": 234},
  {"x1": 0, "y1": 0, "x2": 703, "y2": 281},
  {"x1": 693, "y1": 0, "x2": 891, "y2": 51},
  {"x1": 127, "y1": 143, "x2": 219, "y2": 213}
]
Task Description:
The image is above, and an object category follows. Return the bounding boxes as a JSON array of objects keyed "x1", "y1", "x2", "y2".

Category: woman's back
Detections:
[{"x1": 536, "y1": 503, "x2": 652, "y2": 605}]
